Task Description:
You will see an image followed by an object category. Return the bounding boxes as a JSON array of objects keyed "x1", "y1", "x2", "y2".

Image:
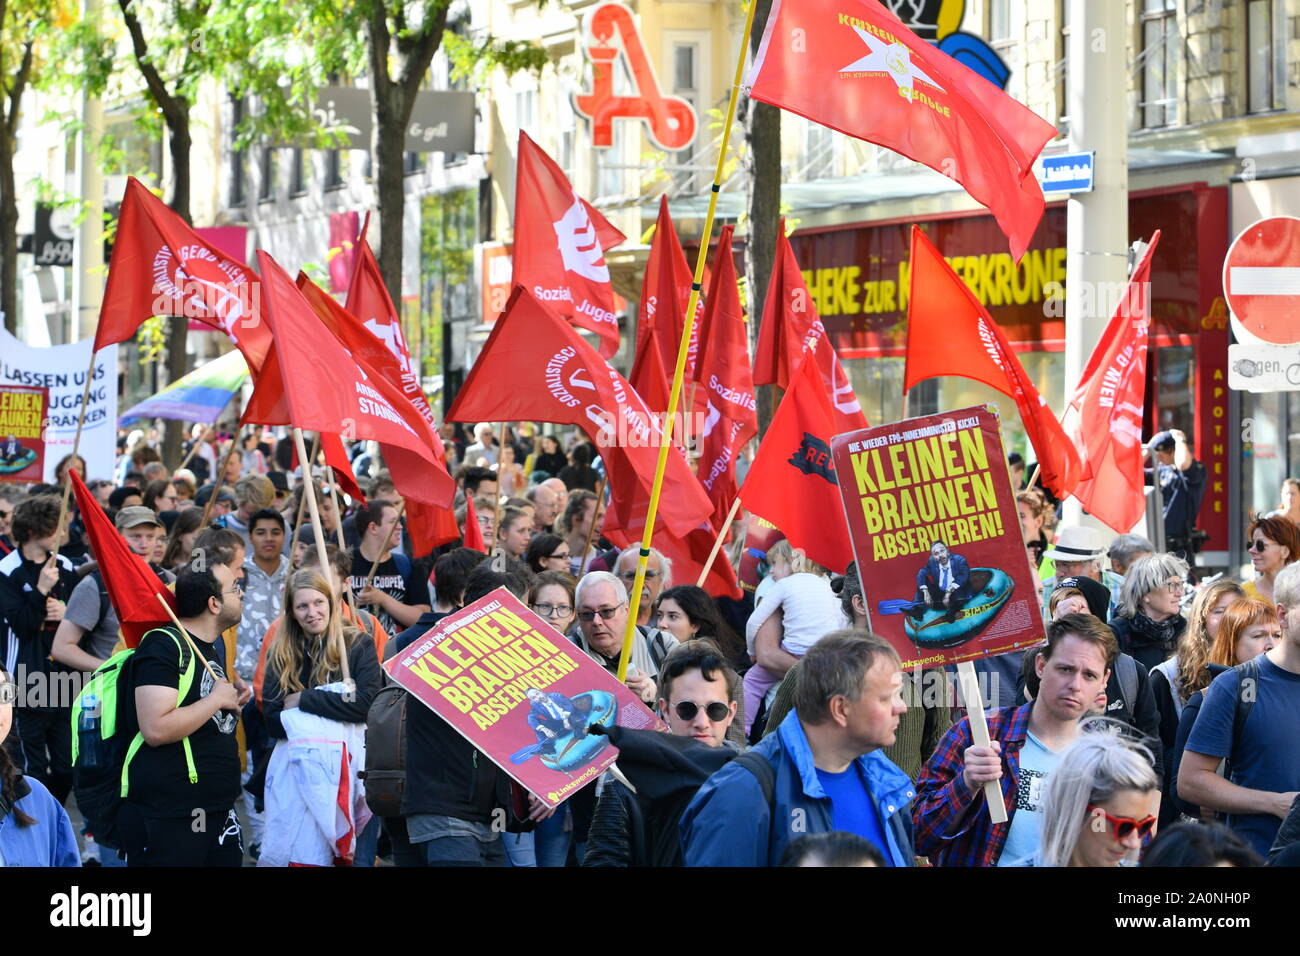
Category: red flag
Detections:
[
  {"x1": 628, "y1": 320, "x2": 674, "y2": 415},
  {"x1": 96, "y1": 178, "x2": 271, "y2": 371},
  {"x1": 68, "y1": 471, "x2": 175, "y2": 648},
  {"x1": 405, "y1": 498, "x2": 463, "y2": 556},
  {"x1": 693, "y1": 226, "x2": 758, "y2": 529},
  {"x1": 343, "y1": 237, "x2": 437, "y2": 428},
  {"x1": 512, "y1": 131, "x2": 626, "y2": 357},
  {"x1": 242, "y1": 252, "x2": 454, "y2": 510},
  {"x1": 636, "y1": 197, "x2": 704, "y2": 410},
  {"x1": 448, "y1": 286, "x2": 712, "y2": 539},
  {"x1": 740, "y1": 353, "x2": 853, "y2": 573},
  {"x1": 746, "y1": 0, "x2": 1056, "y2": 260},
  {"x1": 753, "y1": 226, "x2": 868, "y2": 434},
  {"x1": 904, "y1": 225, "x2": 1082, "y2": 500},
  {"x1": 1062, "y1": 234, "x2": 1160, "y2": 533},
  {"x1": 321, "y1": 432, "x2": 367, "y2": 505},
  {"x1": 462, "y1": 494, "x2": 487, "y2": 553}
]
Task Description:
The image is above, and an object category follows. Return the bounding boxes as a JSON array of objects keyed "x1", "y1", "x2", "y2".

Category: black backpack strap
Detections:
[
  {"x1": 733, "y1": 749, "x2": 776, "y2": 810},
  {"x1": 1230, "y1": 656, "x2": 1262, "y2": 769}
]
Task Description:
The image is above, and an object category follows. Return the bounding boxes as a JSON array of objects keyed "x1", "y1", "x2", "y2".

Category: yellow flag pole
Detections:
[{"x1": 616, "y1": 0, "x2": 759, "y2": 681}]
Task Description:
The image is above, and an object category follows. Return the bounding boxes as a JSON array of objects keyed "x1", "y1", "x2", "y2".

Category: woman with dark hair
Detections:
[
  {"x1": 525, "y1": 533, "x2": 571, "y2": 575},
  {"x1": 161, "y1": 507, "x2": 206, "y2": 573},
  {"x1": 1141, "y1": 821, "x2": 1261, "y2": 867},
  {"x1": 533, "y1": 435, "x2": 568, "y2": 479},
  {"x1": 0, "y1": 668, "x2": 80, "y2": 866},
  {"x1": 54, "y1": 453, "x2": 87, "y2": 484},
  {"x1": 653, "y1": 584, "x2": 746, "y2": 672},
  {"x1": 557, "y1": 443, "x2": 601, "y2": 492},
  {"x1": 1244, "y1": 514, "x2": 1300, "y2": 604},
  {"x1": 142, "y1": 478, "x2": 179, "y2": 514}
]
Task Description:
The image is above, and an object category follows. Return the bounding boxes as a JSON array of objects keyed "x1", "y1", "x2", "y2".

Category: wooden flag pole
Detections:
[
  {"x1": 52, "y1": 348, "x2": 100, "y2": 559},
  {"x1": 955, "y1": 659, "x2": 1009, "y2": 824},
  {"x1": 155, "y1": 594, "x2": 220, "y2": 683},
  {"x1": 615, "y1": 0, "x2": 758, "y2": 681},
  {"x1": 174, "y1": 431, "x2": 202, "y2": 476},
  {"x1": 288, "y1": 432, "x2": 322, "y2": 551},
  {"x1": 1025, "y1": 464, "x2": 1041, "y2": 491},
  {"x1": 364, "y1": 499, "x2": 406, "y2": 591},
  {"x1": 696, "y1": 497, "x2": 743, "y2": 587},
  {"x1": 324, "y1": 464, "x2": 359, "y2": 616},
  {"x1": 293, "y1": 427, "x2": 349, "y2": 682},
  {"x1": 580, "y1": 479, "x2": 605, "y2": 576},
  {"x1": 199, "y1": 436, "x2": 242, "y2": 529}
]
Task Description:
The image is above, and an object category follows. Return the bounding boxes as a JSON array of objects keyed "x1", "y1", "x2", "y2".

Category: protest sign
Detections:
[
  {"x1": 0, "y1": 386, "x2": 47, "y2": 482},
  {"x1": 385, "y1": 587, "x2": 664, "y2": 808},
  {"x1": 832, "y1": 404, "x2": 1044, "y2": 671},
  {"x1": 0, "y1": 330, "x2": 117, "y2": 482}
]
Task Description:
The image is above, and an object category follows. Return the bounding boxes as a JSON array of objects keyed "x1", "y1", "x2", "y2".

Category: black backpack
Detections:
[{"x1": 360, "y1": 685, "x2": 408, "y2": 817}]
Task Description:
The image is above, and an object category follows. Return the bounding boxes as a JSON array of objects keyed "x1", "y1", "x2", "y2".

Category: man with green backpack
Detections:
[{"x1": 73, "y1": 565, "x2": 247, "y2": 866}]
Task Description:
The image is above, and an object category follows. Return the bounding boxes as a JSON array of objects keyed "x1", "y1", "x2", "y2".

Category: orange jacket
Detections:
[{"x1": 253, "y1": 604, "x2": 389, "y2": 707}]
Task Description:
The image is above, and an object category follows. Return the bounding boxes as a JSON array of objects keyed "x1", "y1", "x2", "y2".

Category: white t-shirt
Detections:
[
  {"x1": 745, "y1": 572, "x2": 846, "y2": 657},
  {"x1": 998, "y1": 730, "x2": 1061, "y2": 867}
]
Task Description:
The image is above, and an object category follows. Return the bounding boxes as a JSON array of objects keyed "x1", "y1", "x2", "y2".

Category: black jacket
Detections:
[
  {"x1": 1110, "y1": 613, "x2": 1185, "y2": 674},
  {"x1": 1100, "y1": 653, "x2": 1164, "y2": 782},
  {"x1": 0, "y1": 549, "x2": 79, "y2": 707},
  {"x1": 402, "y1": 683, "x2": 509, "y2": 825},
  {"x1": 262, "y1": 632, "x2": 381, "y2": 738}
]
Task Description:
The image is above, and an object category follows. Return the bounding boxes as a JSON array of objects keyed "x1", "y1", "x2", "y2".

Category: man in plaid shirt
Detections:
[{"x1": 913, "y1": 615, "x2": 1117, "y2": 866}]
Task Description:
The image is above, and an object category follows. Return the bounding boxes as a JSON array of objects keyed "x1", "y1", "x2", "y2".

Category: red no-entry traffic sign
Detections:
[{"x1": 1224, "y1": 216, "x2": 1300, "y2": 345}]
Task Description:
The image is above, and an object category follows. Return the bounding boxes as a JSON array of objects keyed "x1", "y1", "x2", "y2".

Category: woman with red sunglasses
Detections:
[{"x1": 1015, "y1": 723, "x2": 1159, "y2": 867}]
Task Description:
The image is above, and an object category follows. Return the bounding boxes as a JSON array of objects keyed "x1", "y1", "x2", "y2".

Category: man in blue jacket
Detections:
[{"x1": 680, "y1": 631, "x2": 915, "y2": 866}]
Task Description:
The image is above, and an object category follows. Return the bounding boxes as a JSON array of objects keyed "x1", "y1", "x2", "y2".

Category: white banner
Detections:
[{"x1": 0, "y1": 329, "x2": 118, "y2": 482}]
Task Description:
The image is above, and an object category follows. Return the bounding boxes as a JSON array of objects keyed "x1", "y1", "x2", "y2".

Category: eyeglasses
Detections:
[
  {"x1": 532, "y1": 602, "x2": 574, "y2": 619},
  {"x1": 577, "y1": 604, "x2": 625, "y2": 623},
  {"x1": 673, "y1": 700, "x2": 731, "y2": 722},
  {"x1": 548, "y1": 551, "x2": 571, "y2": 562},
  {"x1": 1249, "y1": 539, "x2": 1272, "y2": 553},
  {"x1": 1087, "y1": 805, "x2": 1156, "y2": 840},
  {"x1": 225, "y1": 583, "x2": 244, "y2": 596},
  {"x1": 1163, "y1": 579, "x2": 1185, "y2": 593},
  {"x1": 616, "y1": 570, "x2": 661, "y2": 581}
]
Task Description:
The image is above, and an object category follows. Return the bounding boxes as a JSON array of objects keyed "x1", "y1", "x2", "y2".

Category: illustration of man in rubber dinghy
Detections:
[
  {"x1": 509, "y1": 686, "x2": 619, "y2": 774},
  {"x1": 876, "y1": 541, "x2": 1016, "y2": 650},
  {"x1": 0, "y1": 434, "x2": 36, "y2": 474}
]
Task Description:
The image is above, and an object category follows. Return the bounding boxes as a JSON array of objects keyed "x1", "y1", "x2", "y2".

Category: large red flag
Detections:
[
  {"x1": 740, "y1": 352, "x2": 853, "y2": 573},
  {"x1": 635, "y1": 197, "x2": 704, "y2": 410},
  {"x1": 344, "y1": 236, "x2": 437, "y2": 428},
  {"x1": 693, "y1": 226, "x2": 758, "y2": 529},
  {"x1": 904, "y1": 225, "x2": 1082, "y2": 500},
  {"x1": 746, "y1": 0, "x2": 1056, "y2": 260},
  {"x1": 447, "y1": 286, "x2": 712, "y2": 540},
  {"x1": 242, "y1": 252, "x2": 454, "y2": 509},
  {"x1": 96, "y1": 178, "x2": 271, "y2": 371},
  {"x1": 320, "y1": 432, "x2": 367, "y2": 505},
  {"x1": 1062, "y1": 234, "x2": 1161, "y2": 533},
  {"x1": 69, "y1": 471, "x2": 175, "y2": 648},
  {"x1": 753, "y1": 226, "x2": 868, "y2": 434},
  {"x1": 628, "y1": 319, "x2": 674, "y2": 416},
  {"x1": 512, "y1": 132, "x2": 626, "y2": 357}
]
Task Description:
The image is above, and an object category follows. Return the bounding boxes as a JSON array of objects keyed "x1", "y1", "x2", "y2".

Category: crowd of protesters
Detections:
[{"x1": 0, "y1": 422, "x2": 1296, "y2": 870}]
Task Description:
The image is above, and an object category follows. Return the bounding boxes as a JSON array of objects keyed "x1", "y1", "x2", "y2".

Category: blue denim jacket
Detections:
[
  {"x1": 0, "y1": 775, "x2": 80, "y2": 867},
  {"x1": 681, "y1": 710, "x2": 915, "y2": 867}
]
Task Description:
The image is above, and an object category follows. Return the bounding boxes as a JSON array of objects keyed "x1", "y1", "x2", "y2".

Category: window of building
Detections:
[
  {"x1": 516, "y1": 87, "x2": 537, "y2": 139},
  {"x1": 324, "y1": 147, "x2": 345, "y2": 190},
  {"x1": 803, "y1": 120, "x2": 835, "y2": 180},
  {"x1": 1138, "y1": 0, "x2": 1180, "y2": 129},
  {"x1": 258, "y1": 145, "x2": 276, "y2": 203},
  {"x1": 230, "y1": 97, "x2": 247, "y2": 206},
  {"x1": 1056, "y1": 0, "x2": 1071, "y2": 132},
  {"x1": 989, "y1": 0, "x2": 1014, "y2": 56},
  {"x1": 290, "y1": 148, "x2": 308, "y2": 197},
  {"x1": 672, "y1": 41, "x2": 699, "y2": 192},
  {"x1": 1247, "y1": 0, "x2": 1282, "y2": 113}
]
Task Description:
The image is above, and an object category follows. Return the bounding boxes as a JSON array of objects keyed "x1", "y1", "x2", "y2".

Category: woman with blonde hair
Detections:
[
  {"x1": 1168, "y1": 599, "x2": 1282, "y2": 821},
  {"x1": 260, "y1": 569, "x2": 382, "y2": 866},
  {"x1": 1017, "y1": 724, "x2": 1158, "y2": 867}
]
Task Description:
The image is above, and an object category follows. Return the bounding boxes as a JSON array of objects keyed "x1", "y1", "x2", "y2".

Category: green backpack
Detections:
[{"x1": 70, "y1": 628, "x2": 198, "y2": 849}]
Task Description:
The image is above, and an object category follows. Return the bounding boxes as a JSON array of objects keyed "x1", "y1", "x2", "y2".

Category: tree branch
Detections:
[
  {"x1": 396, "y1": 0, "x2": 448, "y2": 104},
  {"x1": 5, "y1": 41, "x2": 33, "y2": 139},
  {"x1": 117, "y1": 0, "x2": 186, "y2": 131},
  {"x1": 368, "y1": 0, "x2": 393, "y2": 98}
]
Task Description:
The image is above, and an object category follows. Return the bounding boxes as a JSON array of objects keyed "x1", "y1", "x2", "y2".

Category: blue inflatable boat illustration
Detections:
[
  {"x1": 508, "y1": 689, "x2": 618, "y2": 774},
  {"x1": 877, "y1": 568, "x2": 1015, "y2": 649}
]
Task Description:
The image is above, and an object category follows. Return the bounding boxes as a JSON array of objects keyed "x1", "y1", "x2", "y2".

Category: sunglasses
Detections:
[
  {"x1": 1249, "y1": 539, "x2": 1272, "y2": 552},
  {"x1": 673, "y1": 700, "x2": 731, "y2": 722},
  {"x1": 577, "y1": 604, "x2": 624, "y2": 623},
  {"x1": 531, "y1": 602, "x2": 574, "y2": 618},
  {"x1": 1087, "y1": 805, "x2": 1156, "y2": 840}
]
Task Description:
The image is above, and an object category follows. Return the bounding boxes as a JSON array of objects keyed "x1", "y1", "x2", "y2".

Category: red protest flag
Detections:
[
  {"x1": 405, "y1": 498, "x2": 463, "y2": 556},
  {"x1": 96, "y1": 177, "x2": 271, "y2": 371},
  {"x1": 461, "y1": 494, "x2": 487, "y2": 553},
  {"x1": 693, "y1": 226, "x2": 758, "y2": 529},
  {"x1": 512, "y1": 131, "x2": 626, "y2": 357},
  {"x1": 1061, "y1": 234, "x2": 1161, "y2": 533},
  {"x1": 746, "y1": 0, "x2": 1056, "y2": 260},
  {"x1": 447, "y1": 286, "x2": 713, "y2": 539},
  {"x1": 740, "y1": 352, "x2": 853, "y2": 573},
  {"x1": 242, "y1": 251, "x2": 454, "y2": 509},
  {"x1": 343, "y1": 237, "x2": 437, "y2": 428},
  {"x1": 628, "y1": 319, "x2": 674, "y2": 416},
  {"x1": 320, "y1": 432, "x2": 367, "y2": 505},
  {"x1": 753, "y1": 226, "x2": 868, "y2": 434},
  {"x1": 68, "y1": 471, "x2": 175, "y2": 648},
  {"x1": 636, "y1": 197, "x2": 704, "y2": 411},
  {"x1": 904, "y1": 225, "x2": 1082, "y2": 500}
]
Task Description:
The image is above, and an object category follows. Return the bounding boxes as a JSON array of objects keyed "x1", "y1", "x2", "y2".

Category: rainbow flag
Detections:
[{"x1": 118, "y1": 349, "x2": 248, "y2": 425}]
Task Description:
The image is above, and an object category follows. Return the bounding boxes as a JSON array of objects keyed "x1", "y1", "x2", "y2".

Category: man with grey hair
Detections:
[
  {"x1": 541, "y1": 478, "x2": 569, "y2": 523},
  {"x1": 525, "y1": 482, "x2": 560, "y2": 534},
  {"x1": 613, "y1": 546, "x2": 672, "y2": 626},
  {"x1": 1180, "y1": 562, "x2": 1300, "y2": 858},
  {"x1": 1105, "y1": 533, "x2": 1154, "y2": 618},
  {"x1": 682, "y1": 631, "x2": 915, "y2": 866},
  {"x1": 463, "y1": 423, "x2": 499, "y2": 467},
  {"x1": 573, "y1": 570, "x2": 677, "y2": 703}
]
